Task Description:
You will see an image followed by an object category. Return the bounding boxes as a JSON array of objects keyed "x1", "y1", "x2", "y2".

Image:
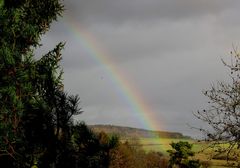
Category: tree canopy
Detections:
[
  {"x1": 167, "y1": 141, "x2": 201, "y2": 168},
  {"x1": 0, "y1": 1, "x2": 119, "y2": 167}
]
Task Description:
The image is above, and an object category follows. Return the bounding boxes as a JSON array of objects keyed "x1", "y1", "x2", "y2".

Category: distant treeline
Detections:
[{"x1": 89, "y1": 125, "x2": 191, "y2": 139}]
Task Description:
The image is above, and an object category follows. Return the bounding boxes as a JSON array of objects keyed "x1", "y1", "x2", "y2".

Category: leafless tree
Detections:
[{"x1": 195, "y1": 48, "x2": 240, "y2": 165}]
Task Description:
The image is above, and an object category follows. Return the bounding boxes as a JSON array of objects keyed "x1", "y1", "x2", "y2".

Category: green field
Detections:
[
  {"x1": 139, "y1": 138, "x2": 196, "y2": 154},
  {"x1": 93, "y1": 125, "x2": 238, "y2": 167},
  {"x1": 135, "y1": 138, "x2": 236, "y2": 168}
]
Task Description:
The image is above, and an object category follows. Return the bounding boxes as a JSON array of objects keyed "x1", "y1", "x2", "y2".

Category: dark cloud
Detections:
[
  {"x1": 64, "y1": 0, "x2": 237, "y2": 25},
  {"x1": 37, "y1": 0, "x2": 240, "y2": 137}
]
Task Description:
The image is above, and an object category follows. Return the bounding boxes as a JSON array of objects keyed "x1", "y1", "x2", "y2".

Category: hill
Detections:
[{"x1": 89, "y1": 125, "x2": 191, "y2": 139}]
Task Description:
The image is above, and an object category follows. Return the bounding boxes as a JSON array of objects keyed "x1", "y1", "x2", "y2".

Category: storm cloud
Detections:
[{"x1": 38, "y1": 0, "x2": 240, "y2": 137}]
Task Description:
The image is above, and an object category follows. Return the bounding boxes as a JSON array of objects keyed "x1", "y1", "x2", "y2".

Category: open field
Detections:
[
  {"x1": 139, "y1": 138, "x2": 196, "y2": 154},
  {"x1": 133, "y1": 138, "x2": 237, "y2": 168},
  {"x1": 92, "y1": 125, "x2": 238, "y2": 167}
]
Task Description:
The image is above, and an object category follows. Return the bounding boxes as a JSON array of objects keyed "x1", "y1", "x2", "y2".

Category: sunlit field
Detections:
[
  {"x1": 135, "y1": 138, "x2": 238, "y2": 168},
  {"x1": 139, "y1": 138, "x2": 195, "y2": 154}
]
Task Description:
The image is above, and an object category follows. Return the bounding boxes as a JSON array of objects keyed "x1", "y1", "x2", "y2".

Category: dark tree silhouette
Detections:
[{"x1": 72, "y1": 123, "x2": 119, "y2": 168}]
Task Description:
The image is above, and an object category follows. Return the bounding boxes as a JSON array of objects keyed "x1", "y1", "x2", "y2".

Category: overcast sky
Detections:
[{"x1": 37, "y1": 0, "x2": 240, "y2": 137}]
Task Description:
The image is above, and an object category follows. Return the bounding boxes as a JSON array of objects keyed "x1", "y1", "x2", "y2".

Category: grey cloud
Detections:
[
  {"x1": 37, "y1": 0, "x2": 240, "y2": 137},
  {"x1": 39, "y1": 0, "x2": 240, "y2": 69},
  {"x1": 64, "y1": 0, "x2": 237, "y2": 26}
]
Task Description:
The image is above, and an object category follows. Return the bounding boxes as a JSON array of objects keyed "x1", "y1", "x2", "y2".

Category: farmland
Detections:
[
  {"x1": 138, "y1": 138, "x2": 195, "y2": 154},
  {"x1": 137, "y1": 138, "x2": 235, "y2": 168},
  {"x1": 91, "y1": 125, "x2": 238, "y2": 168}
]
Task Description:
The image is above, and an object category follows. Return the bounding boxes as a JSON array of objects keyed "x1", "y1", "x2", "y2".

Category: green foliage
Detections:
[
  {"x1": 0, "y1": 0, "x2": 123, "y2": 167},
  {"x1": 0, "y1": 0, "x2": 160, "y2": 168},
  {"x1": 71, "y1": 123, "x2": 119, "y2": 168},
  {"x1": 0, "y1": 0, "x2": 3, "y2": 8},
  {"x1": 0, "y1": 0, "x2": 118, "y2": 168},
  {"x1": 167, "y1": 141, "x2": 201, "y2": 168},
  {"x1": 0, "y1": 1, "x2": 65, "y2": 167}
]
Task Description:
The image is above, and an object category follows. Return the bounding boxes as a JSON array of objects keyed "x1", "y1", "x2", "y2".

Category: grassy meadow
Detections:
[
  {"x1": 136, "y1": 137, "x2": 236, "y2": 168},
  {"x1": 92, "y1": 125, "x2": 239, "y2": 167},
  {"x1": 139, "y1": 138, "x2": 196, "y2": 154}
]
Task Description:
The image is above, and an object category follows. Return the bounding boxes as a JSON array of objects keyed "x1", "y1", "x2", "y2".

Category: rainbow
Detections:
[{"x1": 62, "y1": 17, "x2": 164, "y2": 134}]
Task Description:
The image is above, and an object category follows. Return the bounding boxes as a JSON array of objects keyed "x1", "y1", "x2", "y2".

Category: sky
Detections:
[{"x1": 37, "y1": 0, "x2": 240, "y2": 137}]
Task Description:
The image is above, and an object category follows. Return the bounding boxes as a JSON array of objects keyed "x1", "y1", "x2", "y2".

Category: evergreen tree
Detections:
[
  {"x1": 167, "y1": 141, "x2": 201, "y2": 168},
  {"x1": 0, "y1": 0, "x2": 82, "y2": 167},
  {"x1": 0, "y1": 1, "x2": 120, "y2": 167}
]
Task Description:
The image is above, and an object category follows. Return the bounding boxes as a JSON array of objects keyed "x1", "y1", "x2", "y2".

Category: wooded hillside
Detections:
[{"x1": 89, "y1": 125, "x2": 191, "y2": 139}]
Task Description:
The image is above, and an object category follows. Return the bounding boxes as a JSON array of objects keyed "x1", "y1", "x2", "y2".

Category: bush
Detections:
[{"x1": 167, "y1": 141, "x2": 201, "y2": 168}]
